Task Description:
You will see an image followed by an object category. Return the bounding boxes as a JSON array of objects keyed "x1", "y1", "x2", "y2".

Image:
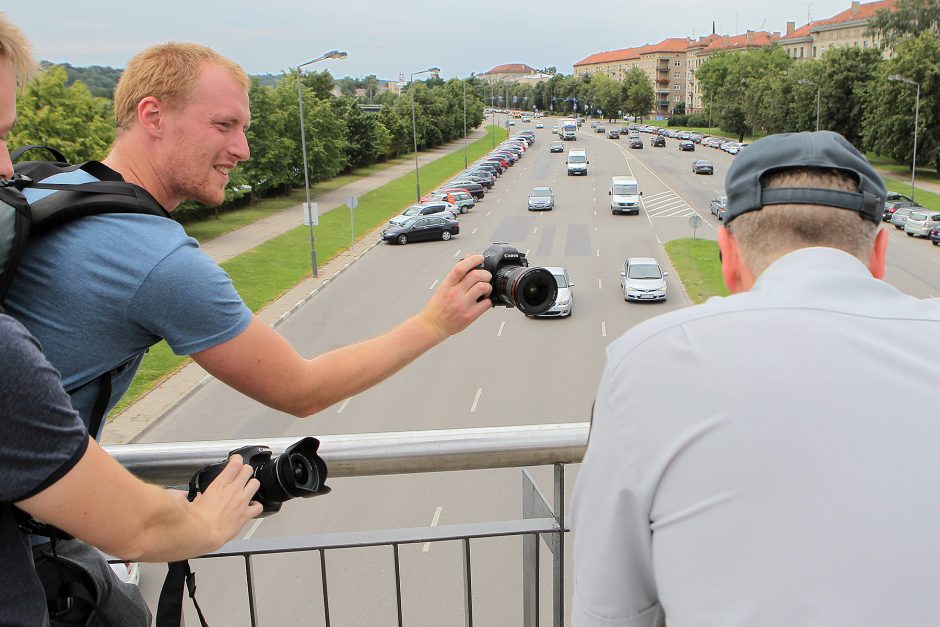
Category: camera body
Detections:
[
  {"x1": 480, "y1": 244, "x2": 557, "y2": 316},
  {"x1": 189, "y1": 437, "x2": 330, "y2": 517}
]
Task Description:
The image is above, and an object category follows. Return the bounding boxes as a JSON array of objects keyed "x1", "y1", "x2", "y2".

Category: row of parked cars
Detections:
[
  {"x1": 882, "y1": 192, "x2": 940, "y2": 245},
  {"x1": 380, "y1": 130, "x2": 537, "y2": 245},
  {"x1": 631, "y1": 125, "x2": 748, "y2": 155}
]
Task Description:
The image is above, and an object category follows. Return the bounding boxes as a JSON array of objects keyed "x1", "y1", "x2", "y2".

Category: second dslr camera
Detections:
[{"x1": 480, "y1": 244, "x2": 557, "y2": 316}]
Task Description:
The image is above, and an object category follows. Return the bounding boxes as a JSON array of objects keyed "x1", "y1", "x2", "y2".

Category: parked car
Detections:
[
  {"x1": 382, "y1": 215, "x2": 460, "y2": 245},
  {"x1": 678, "y1": 140, "x2": 695, "y2": 151},
  {"x1": 445, "y1": 181, "x2": 485, "y2": 199},
  {"x1": 389, "y1": 202, "x2": 457, "y2": 226},
  {"x1": 425, "y1": 190, "x2": 475, "y2": 213},
  {"x1": 883, "y1": 200, "x2": 917, "y2": 222},
  {"x1": 692, "y1": 160, "x2": 714, "y2": 175},
  {"x1": 651, "y1": 135, "x2": 665, "y2": 147},
  {"x1": 904, "y1": 210, "x2": 940, "y2": 238},
  {"x1": 930, "y1": 226, "x2": 940, "y2": 246},
  {"x1": 710, "y1": 195, "x2": 728, "y2": 221},
  {"x1": 536, "y1": 267, "x2": 574, "y2": 318},
  {"x1": 620, "y1": 257, "x2": 668, "y2": 302},
  {"x1": 528, "y1": 187, "x2": 555, "y2": 211},
  {"x1": 550, "y1": 141, "x2": 565, "y2": 153},
  {"x1": 891, "y1": 205, "x2": 920, "y2": 229},
  {"x1": 629, "y1": 138, "x2": 643, "y2": 149},
  {"x1": 595, "y1": 125, "x2": 606, "y2": 133},
  {"x1": 607, "y1": 129, "x2": 620, "y2": 139}
]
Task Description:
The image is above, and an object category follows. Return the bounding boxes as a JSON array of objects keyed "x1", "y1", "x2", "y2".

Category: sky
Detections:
[{"x1": 7, "y1": 0, "x2": 860, "y2": 80}]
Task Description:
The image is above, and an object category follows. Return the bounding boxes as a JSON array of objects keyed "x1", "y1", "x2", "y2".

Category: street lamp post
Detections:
[
  {"x1": 889, "y1": 74, "x2": 921, "y2": 202},
  {"x1": 463, "y1": 77, "x2": 468, "y2": 169},
  {"x1": 798, "y1": 79, "x2": 821, "y2": 132},
  {"x1": 297, "y1": 49, "x2": 347, "y2": 278},
  {"x1": 410, "y1": 66, "x2": 440, "y2": 202}
]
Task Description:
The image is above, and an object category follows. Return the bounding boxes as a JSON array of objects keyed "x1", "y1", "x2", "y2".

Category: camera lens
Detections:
[
  {"x1": 493, "y1": 265, "x2": 557, "y2": 315},
  {"x1": 290, "y1": 454, "x2": 314, "y2": 489}
]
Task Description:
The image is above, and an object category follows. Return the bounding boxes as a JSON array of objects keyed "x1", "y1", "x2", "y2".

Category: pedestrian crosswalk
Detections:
[{"x1": 642, "y1": 190, "x2": 696, "y2": 218}]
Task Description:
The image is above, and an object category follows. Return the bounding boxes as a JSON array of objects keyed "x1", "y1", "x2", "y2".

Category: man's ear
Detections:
[
  {"x1": 868, "y1": 227, "x2": 889, "y2": 280},
  {"x1": 136, "y1": 96, "x2": 164, "y2": 137},
  {"x1": 718, "y1": 226, "x2": 742, "y2": 293}
]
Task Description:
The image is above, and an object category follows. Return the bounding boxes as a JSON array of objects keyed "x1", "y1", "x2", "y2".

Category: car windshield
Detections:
[
  {"x1": 628, "y1": 264, "x2": 662, "y2": 280},
  {"x1": 716, "y1": 195, "x2": 727, "y2": 205},
  {"x1": 612, "y1": 184, "x2": 638, "y2": 195},
  {"x1": 402, "y1": 206, "x2": 422, "y2": 216},
  {"x1": 552, "y1": 273, "x2": 569, "y2": 288},
  {"x1": 568, "y1": 155, "x2": 586, "y2": 163},
  {"x1": 530, "y1": 189, "x2": 551, "y2": 197},
  {"x1": 909, "y1": 212, "x2": 927, "y2": 221}
]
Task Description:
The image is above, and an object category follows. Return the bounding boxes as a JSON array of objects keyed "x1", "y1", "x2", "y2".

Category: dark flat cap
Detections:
[{"x1": 724, "y1": 131, "x2": 887, "y2": 224}]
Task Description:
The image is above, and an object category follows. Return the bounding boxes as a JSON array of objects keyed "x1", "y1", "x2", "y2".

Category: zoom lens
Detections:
[{"x1": 493, "y1": 265, "x2": 557, "y2": 315}]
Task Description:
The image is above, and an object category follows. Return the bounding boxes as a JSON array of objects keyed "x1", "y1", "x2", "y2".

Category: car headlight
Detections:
[{"x1": 556, "y1": 298, "x2": 569, "y2": 306}]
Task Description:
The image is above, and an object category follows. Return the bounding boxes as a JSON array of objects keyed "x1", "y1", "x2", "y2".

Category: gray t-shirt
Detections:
[
  {"x1": 0, "y1": 315, "x2": 88, "y2": 625},
  {"x1": 4, "y1": 171, "x2": 253, "y2": 435}
]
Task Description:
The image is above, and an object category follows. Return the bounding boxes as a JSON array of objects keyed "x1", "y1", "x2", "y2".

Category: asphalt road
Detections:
[{"x1": 135, "y1": 116, "x2": 940, "y2": 625}]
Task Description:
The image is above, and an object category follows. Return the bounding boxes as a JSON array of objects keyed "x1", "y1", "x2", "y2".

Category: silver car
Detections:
[
  {"x1": 537, "y1": 267, "x2": 574, "y2": 317},
  {"x1": 621, "y1": 257, "x2": 668, "y2": 301},
  {"x1": 891, "y1": 205, "x2": 918, "y2": 229},
  {"x1": 904, "y1": 210, "x2": 940, "y2": 238},
  {"x1": 528, "y1": 187, "x2": 554, "y2": 211}
]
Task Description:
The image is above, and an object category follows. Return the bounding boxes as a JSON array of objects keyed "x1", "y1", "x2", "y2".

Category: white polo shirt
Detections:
[{"x1": 571, "y1": 247, "x2": 940, "y2": 627}]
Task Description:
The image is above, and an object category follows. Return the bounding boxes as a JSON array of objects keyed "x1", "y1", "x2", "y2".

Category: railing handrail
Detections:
[{"x1": 104, "y1": 422, "x2": 590, "y2": 485}]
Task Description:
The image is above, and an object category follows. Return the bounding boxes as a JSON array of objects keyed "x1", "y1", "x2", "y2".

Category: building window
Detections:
[
  {"x1": 674, "y1": 72, "x2": 680, "y2": 78},
  {"x1": 800, "y1": 47, "x2": 804, "y2": 58},
  {"x1": 863, "y1": 40, "x2": 869, "y2": 48},
  {"x1": 674, "y1": 96, "x2": 680, "y2": 102},
  {"x1": 674, "y1": 85, "x2": 681, "y2": 90},
  {"x1": 674, "y1": 60, "x2": 681, "y2": 67},
  {"x1": 813, "y1": 46, "x2": 817, "y2": 57}
]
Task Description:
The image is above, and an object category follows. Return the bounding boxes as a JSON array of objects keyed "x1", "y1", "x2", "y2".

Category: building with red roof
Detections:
[
  {"x1": 780, "y1": 0, "x2": 895, "y2": 61},
  {"x1": 480, "y1": 63, "x2": 539, "y2": 84}
]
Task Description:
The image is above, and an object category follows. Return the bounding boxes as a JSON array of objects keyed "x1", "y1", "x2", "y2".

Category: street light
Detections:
[
  {"x1": 889, "y1": 74, "x2": 921, "y2": 202},
  {"x1": 798, "y1": 79, "x2": 821, "y2": 132},
  {"x1": 463, "y1": 76, "x2": 470, "y2": 169},
  {"x1": 297, "y1": 49, "x2": 347, "y2": 278},
  {"x1": 410, "y1": 66, "x2": 440, "y2": 202}
]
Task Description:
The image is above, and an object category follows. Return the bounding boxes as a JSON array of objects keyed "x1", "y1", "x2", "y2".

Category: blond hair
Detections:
[
  {"x1": 113, "y1": 42, "x2": 248, "y2": 132},
  {"x1": 0, "y1": 12, "x2": 38, "y2": 89},
  {"x1": 726, "y1": 168, "x2": 878, "y2": 276}
]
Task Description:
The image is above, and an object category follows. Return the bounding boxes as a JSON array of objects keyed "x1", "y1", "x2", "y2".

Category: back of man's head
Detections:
[
  {"x1": 0, "y1": 12, "x2": 37, "y2": 89},
  {"x1": 723, "y1": 131, "x2": 886, "y2": 276},
  {"x1": 113, "y1": 42, "x2": 248, "y2": 134}
]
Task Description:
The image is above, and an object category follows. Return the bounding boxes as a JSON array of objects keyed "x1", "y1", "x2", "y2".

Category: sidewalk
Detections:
[
  {"x1": 101, "y1": 128, "x2": 488, "y2": 445},
  {"x1": 876, "y1": 168, "x2": 940, "y2": 197}
]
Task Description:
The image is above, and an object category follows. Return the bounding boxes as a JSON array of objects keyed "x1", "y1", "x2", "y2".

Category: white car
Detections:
[
  {"x1": 535, "y1": 122, "x2": 544, "y2": 129},
  {"x1": 621, "y1": 257, "x2": 668, "y2": 301},
  {"x1": 537, "y1": 267, "x2": 574, "y2": 317},
  {"x1": 551, "y1": 126, "x2": 559, "y2": 134}
]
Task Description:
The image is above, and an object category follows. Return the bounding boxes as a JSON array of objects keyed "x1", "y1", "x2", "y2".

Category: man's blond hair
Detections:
[
  {"x1": 0, "y1": 12, "x2": 37, "y2": 89},
  {"x1": 113, "y1": 42, "x2": 248, "y2": 132},
  {"x1": 726, "y1": 168, "x2": 878, "y2": 276}
]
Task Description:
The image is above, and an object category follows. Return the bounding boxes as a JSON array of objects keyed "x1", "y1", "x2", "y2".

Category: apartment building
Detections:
[
  {"x1": 780, "y1": 0, "x2": 895, "y2": 61},
  {"x1": 480, "y1": 63, "x2": 538, "y2": 84},
  {"x1": 686, "y1": 31, "x2": 779, "y2": 113}
]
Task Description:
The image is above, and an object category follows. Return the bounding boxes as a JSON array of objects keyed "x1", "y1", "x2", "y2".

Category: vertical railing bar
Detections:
[
  {"x1": 319, "y1": 548, "x2": 331, "y2": 627},
  {"x1": 393, "y1": 543, "x2": 404, "y2": 627},
  {"x1": 463, "y1": 537, "x2": 474, "y2": 627},
  {"x1": 553, "y1": 464, "x2": 565, "y2": 627},
  {"x1": 244, "y1": 554, "x2": 259, "y2": 627}
]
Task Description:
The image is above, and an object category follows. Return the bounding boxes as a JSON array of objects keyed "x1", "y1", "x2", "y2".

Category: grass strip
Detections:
[
  {"x1": 112, "y1": 125, "x2": 508, "y2": 416},
  {"x1": 664, "y1": 238, "x2": 730, "y2": 304}
]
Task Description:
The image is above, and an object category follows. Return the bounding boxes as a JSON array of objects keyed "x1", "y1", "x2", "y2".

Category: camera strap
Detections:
[{"x1": 155, "y1": 560, "x2": 209, "y2": 627}]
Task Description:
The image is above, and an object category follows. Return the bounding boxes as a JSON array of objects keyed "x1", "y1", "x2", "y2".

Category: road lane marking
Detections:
[
  {"x1": 472, "y1": 228, "x2": 478, "y2": 234},
  {"x1": 594, "y1": 210, "x2": 597, "y2": 215},
  {"x1": 453, "y1": 249, "x2": 462, "y2": 258},
  {"x1": 533, "y1": 227, "x2": 538, "y2": 233},
  {"x1": 497, "y1": 321, "x2": 505, "y2": 337},
  {"x1": 422, "y1": 507, "x2": 444, "y2": 552},
  {"x1": 497, "y1": 198, "x2": 501, "y2": 203},
  {"x1": 470, "y1": 388, "x2": 483, "y2": 413},
  {"x1": 596, "y1": 249, "x2": 600, "y2": 257},
  {"x1": 526, "y1": 249, "x2": 530, "y2": 255},
  {"x1": 486, "y1": 212, "x2": 491, "y2": 217},
  {"x1": 243, "y1": 518, "x2": 264, "y2": 540},
  {"x1": 598, "y1": 278, "x2": 603, "y2": 289},
  {"x1": 601, "y1": 321, "x2": 607, "y2": 337},
  {"x1": 336, "y1": 398, "x2": 351, "y2": 414}
]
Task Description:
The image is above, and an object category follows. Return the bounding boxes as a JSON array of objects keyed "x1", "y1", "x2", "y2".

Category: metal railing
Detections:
[{"x1": 104, "y1": 423, "x2": 590, "y2": 626}]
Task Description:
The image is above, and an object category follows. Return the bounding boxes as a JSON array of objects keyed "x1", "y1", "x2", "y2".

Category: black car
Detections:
[
  {"x1": 382, "y1": 216, "x2": 460, "y2": 245},
  {"x1": 678, "y1": 141, "x2": 695, "y2": 151},
  {"x1": 692, "y1": 160, "x2": 714, "y2": 175},
  {"x1": 447, "y1": 180, "x2": 485, "y2": 199},
  {"x1": 629, "y1": 138, "x2": 643, "y2": 149},
  {"x1": 595, "y1": 126, "x2": 606, "y2": 133},
  {"x1": 930, "y1": 226, "x2": 940, "y2": 246},
  {"x1": 550, "y1": 141, "x2": 565, "y2": 153},
  {"x1": 883, "y1": 200, "x2": 917, "y2": 222},
  {"x1": 651, "y1": 136, "x2": 665, "y2": 147}
]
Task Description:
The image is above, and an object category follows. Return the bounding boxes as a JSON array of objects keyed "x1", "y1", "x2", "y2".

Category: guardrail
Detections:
[{"x1": 105, "y1": 422, "x2": 590, "y2": 627}]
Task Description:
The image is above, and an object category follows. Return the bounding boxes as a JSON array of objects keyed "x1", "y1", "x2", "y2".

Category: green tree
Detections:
[
  {"x1": 621, "y1": 68, "x2": 655, "y2": 121},
  {"x1": 300, "y1": 69, "x2": 336, "y2": 100},
  {"x1": 241, "y1": 77, "x2": 298, "y2": 195},
  {"x1": 869, "y1": 0, "x2": 940, "y2": 50},
  {"x1": 863, "y1": 31, "x2": 940, "y2": 174},
  {"x1": 590, "y1": 73, "x2": 622, "y2": 121},
  {"x1": 10, "y1": 66, "x2": 114, "y2": 161}
]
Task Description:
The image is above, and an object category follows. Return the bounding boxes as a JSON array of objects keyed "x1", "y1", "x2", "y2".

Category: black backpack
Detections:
[{"x1": 0, "y1": 145, "x2": 171, "y2": 437}]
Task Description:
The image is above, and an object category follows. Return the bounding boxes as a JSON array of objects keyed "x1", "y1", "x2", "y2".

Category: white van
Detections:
[
  {"x1": 609, "y1": 176, "x2": 642, "y2": 215},
  {"x1": 567, "y1": 149, "x2": 588, "y2": 175}
]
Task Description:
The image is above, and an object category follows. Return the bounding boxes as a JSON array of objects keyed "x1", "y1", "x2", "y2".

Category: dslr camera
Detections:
[
  {"x1": 189, "y1": 437, "x2": 330, "y2": 517},
  {"x1": 480, "y1": 244, "x2": 557, "y2": 316}
]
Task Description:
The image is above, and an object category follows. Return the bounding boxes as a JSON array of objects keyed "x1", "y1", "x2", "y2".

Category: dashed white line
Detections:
[
  {"x1": 243, "y1": 518, "x2": 264, "y2": 540},
  {"x1": 525, "y1": 248, "x2": 530, "y2": 255},
  {"x1": 496, "y1": 198, "x2": 502, "y2": 203},
  {"x1": 336, "y1": 398, "x2": 351, "y2": 414},
  {"x1": 429, "y1": 279, "x2": 439, "y2": 290},
  {"x1": 596, "y1": 249, "x2": 600, "y2": 257},
  {"x1": 472, "y1": 228, "x2": 478, "y2": 234},
  {"x1": 594, "y1": 210, "x2": 597, "y2": 215},
  {"x1": 486, "y1": 212, "x2": 491, "y2": 216},
  {"x1": 598, "y1": 278, "x2": 603, "y2": 289},
  {"x1": 470, "y1": 388, "x2": 483, "y2": 413},
  {"x1": 601, "y1": 321, "x2": 607, "y2": 337},
  {"x1": 453, "y1": 249, "x2": 462, "y2": 258},
  {"x1": 497, "y1": 321, "x2": 505, "y2": 337},
  {"x1": 422, "y1": 507, "x2": 443, "y2": 553}
]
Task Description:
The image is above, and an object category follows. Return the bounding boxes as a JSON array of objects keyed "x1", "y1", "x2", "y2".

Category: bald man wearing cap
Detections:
[{"x1": 571, "y1": 131, "x2": 940, "y2": 627}]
